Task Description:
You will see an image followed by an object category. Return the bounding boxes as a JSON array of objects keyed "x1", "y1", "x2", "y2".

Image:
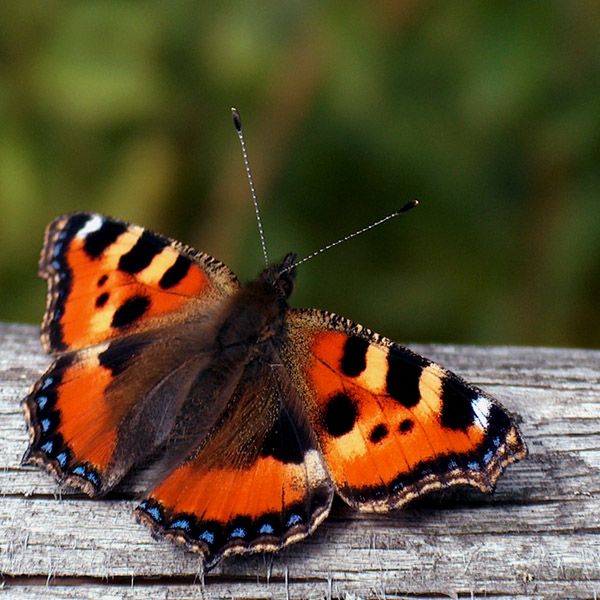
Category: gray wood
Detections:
[{"x1": 1, "y1": 323, "x2": 599, "y2": 599}]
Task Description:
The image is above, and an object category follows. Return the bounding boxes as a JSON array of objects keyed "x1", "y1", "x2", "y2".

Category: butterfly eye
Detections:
[{"x1": 275, "y1": 274, "x2": 294, "y2": 299}]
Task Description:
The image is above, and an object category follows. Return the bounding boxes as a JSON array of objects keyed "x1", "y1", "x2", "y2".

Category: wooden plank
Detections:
[{"x1": 1, "y1": 323, "x2": 599, "y2": 599}]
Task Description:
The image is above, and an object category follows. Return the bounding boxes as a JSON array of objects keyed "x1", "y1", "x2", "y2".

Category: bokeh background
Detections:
[{"x1": 1, "y1": 2, "x2": 600, "y2": 347}]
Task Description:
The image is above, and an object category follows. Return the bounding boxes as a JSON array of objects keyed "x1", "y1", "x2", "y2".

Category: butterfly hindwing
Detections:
[
  {"x1": 22, "y1": 348, "x2": 112, "y2": 495},
  {"x1": 281, "y1": 309, "x2": 527, "y2": 511},
  {"x1": 22, "y1": 323, "x2": 216, "y2": 495},
  {"x1": 136, "y1": 358, "x2": 334, "y2": 569},
  {"x1": 40, "y1": 213, "x2": 240, "y2": 352}
]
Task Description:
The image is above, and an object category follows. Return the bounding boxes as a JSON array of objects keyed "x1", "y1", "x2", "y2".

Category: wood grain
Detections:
[{"x1": 1, "y1": 323, "x2": 599, "y2": 599}]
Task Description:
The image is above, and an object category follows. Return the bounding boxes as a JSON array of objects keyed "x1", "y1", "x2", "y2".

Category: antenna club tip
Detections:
[
  {"x1": 397, "y1": 199, "x2": 419, "y2": 214},
  {"x1": 231, "y1": 107, "x2": 242, "y2": 132}
]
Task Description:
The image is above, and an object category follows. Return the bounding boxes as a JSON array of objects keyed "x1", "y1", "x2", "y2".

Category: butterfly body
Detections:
[
  {"x1": 213, "y1": 252, "x2": 296, "y2": 354},
  {"x1": 22, "y1": 212, "x2": 527, "y2": 569}
]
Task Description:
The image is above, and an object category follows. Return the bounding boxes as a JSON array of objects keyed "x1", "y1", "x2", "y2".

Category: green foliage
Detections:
[{"x1": 1, "y1": 2, "x2": 599, "y2": 347}]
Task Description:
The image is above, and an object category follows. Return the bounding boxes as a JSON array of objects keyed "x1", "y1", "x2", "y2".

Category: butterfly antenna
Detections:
[
  {"x1": 282, "y1": 200, "x2": 419, "y2": 272},
  {"x1": 232, "y1": 107, "x2": 269, "y2": 267}
]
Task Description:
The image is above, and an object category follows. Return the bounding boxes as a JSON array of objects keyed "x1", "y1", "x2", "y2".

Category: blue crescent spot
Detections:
[
  {"x1": 170, "y1": 519, "x2": 191, "y2": 531},
  {"x1": 483, "y1": 450, "x2": 494, "y2": 465},
  {"x1": 147, "y1": 507, "x2": 162, "y2": 522},
  {"x1": 36, "y1": 396, "x2": 48, "y2": 410},
  {"x1": 41, "y1": 440, "x2": 54, "y2": 453},
  {"x1": 200, "y1": 530, "x2": 215, "y2": 545},
  {"x1": 72, "y1": 466, "x2": 86, "y2": 476},
  {"x1": 493, "y1": 437, "x2": 501, "y2": 448},
  {"x1": 286, "y1": 514, "x2": 302, "y2": 527},
  {"x1": 259, "y1": 523, "x2": 275, "y2": 535},
  {"x1": 448, "y1": 460, "x2": 458, "y2": 470},
  {"x1": 391, "y1": 481, "x2": 404, "y2": 492},
  {"x1": 86, "y1": 470, "x2": 99, "y2": 485},
  {"x1": 230, "y1": 527, "x2": 246, "y2": 539},
  {"x1": 41, "y1": 377, "x2": 54, "y2": 390},
  {"x1": 467, "y1": 461, "x2": 479, "y2": 470},
  {"x1": 56, "y1": 452, "x2": 68, "y2": 467},
  {"x1": 41, "y1": 419, "x2": 51, "y2": 433}
]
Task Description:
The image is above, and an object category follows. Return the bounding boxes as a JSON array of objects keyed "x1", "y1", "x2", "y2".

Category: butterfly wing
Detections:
[
  {"x1": 22, "y1": 324, "x2": 217, "y2": 495},
  {"x1": 23, "y1": 214, "x2": 240, "y2": 494},
  {"x1": 39, "y1": 213, "x2": 239, "y2": 352},
  {"x1": 136, "y1": 358, "x2": 334, "y2": 570},
  {"x1": 280, "y1": 308, "x2": 527, "y2": 511}
]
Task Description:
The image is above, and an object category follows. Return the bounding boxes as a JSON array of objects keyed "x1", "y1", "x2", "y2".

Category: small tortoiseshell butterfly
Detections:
[{"x1": 22, "y1": 116, "x2": 527, "y2": 570}]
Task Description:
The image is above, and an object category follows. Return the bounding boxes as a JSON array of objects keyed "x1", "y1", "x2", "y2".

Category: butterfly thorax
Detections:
[{"x1": 214, "y1": 253, "x2": 297, "y2": 356}]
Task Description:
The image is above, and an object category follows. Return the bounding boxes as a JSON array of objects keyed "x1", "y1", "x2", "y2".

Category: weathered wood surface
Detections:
[{"x1": 1, "y1": 322, "x2": 599, "y2": 599}]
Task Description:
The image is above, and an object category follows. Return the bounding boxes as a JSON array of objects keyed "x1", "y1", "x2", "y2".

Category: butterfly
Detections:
[
  {"x1": 23, "y1": 213, "x2": 526, "y2": 568},
  {"x1": 21, "y1": 209, "x2": 527, "y2": 570}
]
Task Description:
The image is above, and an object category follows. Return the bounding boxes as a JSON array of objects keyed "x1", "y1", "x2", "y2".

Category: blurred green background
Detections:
[{"x1": 1, "y1": 2, "x2": 600, "y2": 348}]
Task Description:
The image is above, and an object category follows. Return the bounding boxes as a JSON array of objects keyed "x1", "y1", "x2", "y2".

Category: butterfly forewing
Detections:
[
  {"x1": 39, "y1": 213, "x2": 239, "y2": 352},
  {"x1": 280, "y1": 308, "x2": 527, "y2": 511}
]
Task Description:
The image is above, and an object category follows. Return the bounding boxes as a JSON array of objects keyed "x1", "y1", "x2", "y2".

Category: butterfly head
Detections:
[{"x1": 260, "y1": 252, "x2": 297, "y2": 300}]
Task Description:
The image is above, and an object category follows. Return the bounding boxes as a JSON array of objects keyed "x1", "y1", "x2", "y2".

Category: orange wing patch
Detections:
[
  {"x1": 137, "y1": 404, "x2": 333, "y2": 569},
  {"x1": 40, "y1": 213, "x2": 239, "y2": 352},
  {"x1": 283, "y1": 309, "x2": 527, "y2": 511},
  {"x1": 22, "y1": 348, "x2": 126, "y2": 495},
  {"x1": 22, "y1": 329, "x2": 205, "y2": 496},
  {"x1": 149, "y1": 457, "x2": 309, "y2": 522}
]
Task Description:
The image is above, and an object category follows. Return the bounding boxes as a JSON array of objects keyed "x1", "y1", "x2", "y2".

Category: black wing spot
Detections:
[
  {"x1": 369, "y1": 423, "x2": 388, "y2": 443},
  {"x1": 83, "y1": 221, "x2": 128, "y2": 259},
  {"x1": 111, "y1": 295, "x2": 150, "y2": 329},
  {"x1": 398, "y1": 418, "x2": 414, "y2": 433},
  {"x1": 159, "y1": 255, "x2": 192, "y2": 289},
  {"x1": 440, "y1": 376, "x2": 477, "y2": 430},
  {"x1": 261, "y1": 409, "x2": 307, "y2": 465},
  {"x1": 324, "y1": 393, "x2": 357, "y2": 437},
  {"x1": 98, "y1": 337, "x2": 153, "y2": 376},
  {"x1": 341, "y1": 336, "x2": 369, "y2": 377},
  {"x1": 118, "y1": 231, "x2": 167, "y2": 274},
  {"x1": 386, "y1": 347, "x2": 427, "y2": 408},
  {"x1": 95, "y1": 292, "x2": 109, "y2": 308}
]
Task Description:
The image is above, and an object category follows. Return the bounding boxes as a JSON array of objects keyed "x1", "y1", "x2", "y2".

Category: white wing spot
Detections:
[
  {"x1": 472, "y1": 396, "x2": 491, "y2": 429},
  {"x1": 76, "y1": 215, "x2": 104, "y2": 238}
]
